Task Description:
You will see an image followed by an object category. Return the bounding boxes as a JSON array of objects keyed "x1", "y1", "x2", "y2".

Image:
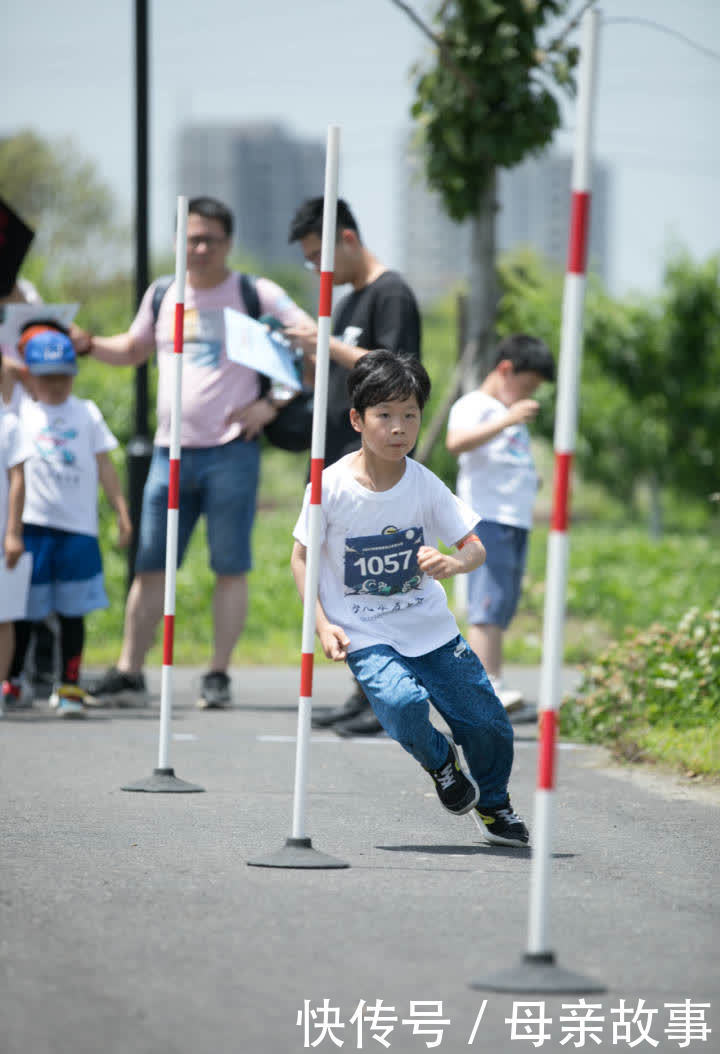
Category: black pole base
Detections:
[
  {"x1": 470, "y1": 952, "x2": 607, "y2": 994},
  {"x1": 121, "y1": 767, "x2": 205, "y2": 793},
  {"x1": 247, "y1": 836, "x2": 349, "y2": 869}
]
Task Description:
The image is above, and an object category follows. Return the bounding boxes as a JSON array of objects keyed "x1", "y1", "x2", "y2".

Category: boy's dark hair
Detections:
[
  {"x1": 187, "y1": 196, "x2": 234, "y2": 237},
  {"x1": 288, "y1": 198, "x2": 361, "y2": 244},
  {"x1": 19, "y1": 318, "x2": 70, "y2": 339},
  {"x1": 348, "y1": 350, "x2": 431, "y2": 416},
  {"x1": 490, "y1": 334, "x2": 555, "y2": 381}
]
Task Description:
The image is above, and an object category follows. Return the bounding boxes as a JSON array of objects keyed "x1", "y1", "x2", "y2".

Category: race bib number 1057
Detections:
[{"x1": 344, "y1": 527, "x2": 424, "y2": 597}]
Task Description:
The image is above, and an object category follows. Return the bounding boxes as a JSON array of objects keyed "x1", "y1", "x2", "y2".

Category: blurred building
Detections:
[
  {"x1": 177, "y1": 123, "x2": 324, "y2": 265},
  {"x1": 399, "y1": 137, "x2": 611, "y2": 305}
]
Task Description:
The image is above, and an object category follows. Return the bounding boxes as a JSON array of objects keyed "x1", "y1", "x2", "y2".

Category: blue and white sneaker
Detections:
[{"x1": 49, "y1": 683, "x2": 87, "y2": 719}]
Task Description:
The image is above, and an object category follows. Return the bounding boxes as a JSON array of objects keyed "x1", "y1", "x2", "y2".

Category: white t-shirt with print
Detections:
[
  {"x1": 0, "y1": 408, "x2": 33, "y2": 539},
  {"x1": 447, "y1": 390, "x2": 538, "y2": 529},
  {"x1": 129, "y1": 272, "x2": 310, "y2": 448},
  {"x1": 19, "y1": 394, "x2": 118, "y2": 537},
  {"x1": 293, "y1": 455, "x2": 479, "y2": 657}
]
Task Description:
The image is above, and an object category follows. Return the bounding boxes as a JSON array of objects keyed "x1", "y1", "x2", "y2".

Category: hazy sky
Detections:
[{"x1": 2, "y1": 0, "x2": 718, "y2": 297}]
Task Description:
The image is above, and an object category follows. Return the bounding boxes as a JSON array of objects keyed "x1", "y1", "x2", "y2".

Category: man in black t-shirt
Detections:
[{"x1": 287, "y1": 198, "x2": 422, "y2": 732}]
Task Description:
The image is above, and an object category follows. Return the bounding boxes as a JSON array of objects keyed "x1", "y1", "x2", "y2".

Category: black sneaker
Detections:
[
  {"x1": 473, "y1": 797, "x2": 529, "y2": 847},
  {"x1": 334, "y1": 708, "x2": 385, "y2": 737},
  {"x1": 426, "y1": 739, "x2": 479, "y2": 815},
  {"x1": 196, "y1": 671, "x2": 232, "y2": 710},
  {"x1": 85, "y1": 667, "x2": 149, "y2": 708}
]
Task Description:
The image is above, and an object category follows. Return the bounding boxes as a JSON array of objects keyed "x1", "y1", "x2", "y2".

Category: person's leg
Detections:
[
  {"x1": 0, "y1": 621, "x2": 14, "y2": 682},
  {"x1": 409, "y1": 635, "x2": 514, "y2": 808},
  {"x1": 347, "y1": 645, "x2": 449, "y2": 770},
  {"x1": 210, "y1": 574, "x2": 248, "y2": 671},
  {"x1": 467, "y1": 622, "x2": 503, "y2": 679},
  {"x1": 117, "y1": 572, "x2": 166, "y2": 672},
  {"x1": 4, "y1": 620, "x2": 33, "y2": 709},
  {"x1": 200, "y1": 439, "x2": 259, "y2": 707},
  {"x1": 49, "y1": 614, "x2": 87, "y2": 718}
]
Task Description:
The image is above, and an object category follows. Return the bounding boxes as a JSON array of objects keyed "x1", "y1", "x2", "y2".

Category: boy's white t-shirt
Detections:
[
  {"x1": 293, "y1": 455, "x2": 479, "y2": 657},
  {"x1": 0, "y1": 407, "x2": 33, "y2": 539},
  {"x1": 447, "y1": 390, "x2": 538, "y2": 529},
  {"x1": 19, "y1": 394, "x2": 118, "y2": 537}
]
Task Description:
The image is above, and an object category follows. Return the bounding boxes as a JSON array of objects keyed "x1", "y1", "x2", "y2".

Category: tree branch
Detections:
[
  {"x1": 388, "y1": 0, "x2": 479, "y2": 100},
  {"x1": 546, "y1": 0, "x2": 598, "y2": 53}
]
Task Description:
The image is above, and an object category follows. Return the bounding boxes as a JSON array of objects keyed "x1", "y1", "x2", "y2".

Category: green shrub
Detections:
[{"x1": 560, "y1": 605, "x2": 720, "y2": 774}]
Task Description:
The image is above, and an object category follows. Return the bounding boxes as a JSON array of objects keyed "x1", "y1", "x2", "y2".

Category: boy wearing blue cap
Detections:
[{"x1": 2, "y1": 324, "x2": 131, "y2": 717}]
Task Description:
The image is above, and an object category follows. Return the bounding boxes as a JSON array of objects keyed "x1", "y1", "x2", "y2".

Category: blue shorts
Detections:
[
  {"x1": 23, "y1": 524, "x2": 108, "y2": 620},
  {"x1": 467, "y1": 520, "x2": 528, "y2": 629},
  {"x1": 135, "y1": 439, "x2": 260, "y2": 576}
]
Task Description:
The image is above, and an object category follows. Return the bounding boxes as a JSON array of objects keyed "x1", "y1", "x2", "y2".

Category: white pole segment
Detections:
[
  {"x1": 291, "y1": 126, "x2": 340, "y2": 841},
  {"x1": 526, "y1": 9, "x2": 600, "y2": 958}
]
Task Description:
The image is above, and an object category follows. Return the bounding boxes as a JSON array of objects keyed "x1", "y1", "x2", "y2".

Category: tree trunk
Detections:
[{"x1": 464, "y1": 169, "x2": 498, "y2": 392}]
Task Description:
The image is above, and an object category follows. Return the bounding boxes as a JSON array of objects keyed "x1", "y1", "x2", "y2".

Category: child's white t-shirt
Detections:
[
  {"x1": 18, "y1": 394, "x2": 118, "y2": 537},
  {"x1": 293, "y1": 455, "x2": 479, "y2": 657},
  {"x1": 0, "y1": 407, "x2": 33, "y2": 540},
  {"x1": 447, "y1": 390, "x2": 538, "y2": 529}
]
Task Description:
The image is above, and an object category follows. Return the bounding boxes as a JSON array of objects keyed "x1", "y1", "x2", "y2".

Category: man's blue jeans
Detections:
[{"x1": 347, "y1": 634, "x2": 514, "y2": 808}]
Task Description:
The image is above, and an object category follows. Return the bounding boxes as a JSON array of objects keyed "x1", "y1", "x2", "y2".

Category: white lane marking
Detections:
[
  {"x1": 256, "y1": 734, "x2": 393, "y2": 744},
  {"x1": 173, "y1": 732, "x2": 198, "y2": 741}
]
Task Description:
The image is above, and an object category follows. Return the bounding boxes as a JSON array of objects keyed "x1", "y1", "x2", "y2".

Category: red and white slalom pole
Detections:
[
  {"x1": 123, "y1": 195, "x2": 202, "y2": 793},
  {"x1": 527, "y1": 7, "x2": 600, "y2": 959},
  {"x1": 292, "y1": 126, "x2": 341, "y2": 843},
  {"x1": 157, "y1": 195, "x2": 188, "y2": 773}
]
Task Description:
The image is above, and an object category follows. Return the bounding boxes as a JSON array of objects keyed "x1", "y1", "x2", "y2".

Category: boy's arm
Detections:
[
  {"x1": 96, "y1": 452, "x2": 132, "y2": 548},
  {"x1": 4, "y1": 463, "x2": 25, "y2": 568},
  {"x1": 291, "y1": 540, "x2": 350, "y2": 661},
  {"x1": 417, "y1": 531, "x2": 485, "y2": 581},
  {"x1": 446, "y1": 399, "x2": 540, "y2": 455}
]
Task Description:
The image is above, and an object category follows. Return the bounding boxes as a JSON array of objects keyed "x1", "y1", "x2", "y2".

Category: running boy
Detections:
[
  {"x1": 3, "y1": 324, "x2": 131, "y2": 717},
  {"x1": 291, "y1": 350, "x2": 528, "y2": 847},
  {"x1": 446, "y1": 334, "x2": 555, "y2": 710}
]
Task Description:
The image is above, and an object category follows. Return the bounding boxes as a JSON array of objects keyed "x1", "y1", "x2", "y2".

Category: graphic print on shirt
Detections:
[
  {"x1": 503, "y1": 425, "x2": 533, "y2": 464},
  {"x1": 35, "y1": 420, "x2": 78, "y2": 466},
  {"x1": 341, "y1": 325, "x2": 363, "y2": 347},
  {"x1": 344, "y1": 525, "x2": 424, "y2": 598},
  {"x1": 180, "y1": 307, "x2": 224, "y2": 368}
]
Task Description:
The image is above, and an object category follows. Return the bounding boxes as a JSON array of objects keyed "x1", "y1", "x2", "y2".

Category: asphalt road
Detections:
[{"x1": 1, "y1": 665, "x2": 717, "y2": 1054}]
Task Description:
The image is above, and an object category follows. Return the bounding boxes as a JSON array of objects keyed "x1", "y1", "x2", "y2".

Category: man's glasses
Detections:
[{"x1": 187, "y1": 235, "x2": 227, "y2": 249}]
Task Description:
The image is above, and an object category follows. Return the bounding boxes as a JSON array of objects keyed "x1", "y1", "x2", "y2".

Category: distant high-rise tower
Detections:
[
  {"x1": 399, "y1": 136, "x2": 611, "y2": 305},
  {"x1": 177, "y1": 123, "x2": 325, "y2": 265}
]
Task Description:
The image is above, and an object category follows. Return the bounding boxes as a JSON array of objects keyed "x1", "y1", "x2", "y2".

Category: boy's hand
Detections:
[
  {"x1": 4, "y1": 531, "x2": 24, "y2": 569},
  {"x1": 318, "y1": 624, "x2": 350, "y2": 662},
  {"x1": 506, "y1": 399, "x2": 540, "y2": 426},
  {"x1": 417, "y1": 545, "x2": 461, "y2": 580}
]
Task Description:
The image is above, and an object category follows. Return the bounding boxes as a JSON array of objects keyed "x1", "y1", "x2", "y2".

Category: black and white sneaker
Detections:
[
  {"x1": 426, "y1": 739, "x2": 479, "y2": 815},
  {"x1": 196, "y1": 671, "x2": 232, "y2": 710},
  {"x1": 84, "y1": 667, "x2": 149, "y2": 708},
  {"x1": 472, "y1": 797, "x2": 529, "y2": 847}
]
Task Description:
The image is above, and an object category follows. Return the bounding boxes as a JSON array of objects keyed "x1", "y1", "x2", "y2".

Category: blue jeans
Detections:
[
  {"x1": 135, "y1": 439, "x2": 260, "y2": 575},
  {"x1": 347, "y1": 634, "x2": 514, "y2": 807}
]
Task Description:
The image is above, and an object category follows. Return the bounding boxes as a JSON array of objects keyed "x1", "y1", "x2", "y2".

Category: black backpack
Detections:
[{"x1": 150, "y1": 272, "x2": 312, "y2": 452}]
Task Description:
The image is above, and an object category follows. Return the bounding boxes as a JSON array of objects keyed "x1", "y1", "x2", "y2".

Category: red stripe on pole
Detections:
[
  {"x1": 173, "y1": 303, "x2": 184, "y2": 353},
  {"x1": 550, "y1": 452, "x2": 573, "y2": 532},
  {"x1": 163, "y1": 614, "x2": 175, "y2": 666},
  {"x1": 300, "y1": 652, "x2": 314, "y2": 698},
  {"x1": 567, "y1": 191, "x2": 591, "y2": 275},
  {"x1": 168, "y1": 459, "x2": 180, "y2": 510},
  {"x1": 309, "y1": 457, "x2": 324, "y2": 505},
  {"x1": 318, "y1": 271, "x2": 333, "y2": 317},
  {"x1": 537, "y1": 709, "x2": 557, "y2": 789}
]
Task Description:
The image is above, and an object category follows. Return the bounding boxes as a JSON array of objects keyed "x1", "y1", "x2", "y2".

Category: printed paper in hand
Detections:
[
  {"x1": 224, "y1": 309, "x2": 302, "y2": 392},
  {"x1": 0, "y1": 551, "x2": 32, "y2": 621}
]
